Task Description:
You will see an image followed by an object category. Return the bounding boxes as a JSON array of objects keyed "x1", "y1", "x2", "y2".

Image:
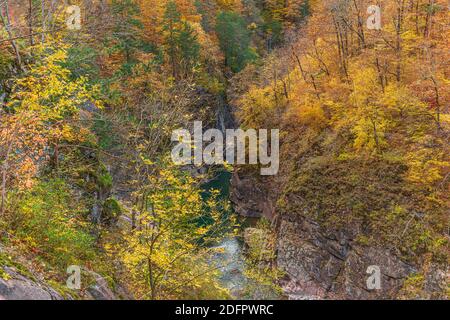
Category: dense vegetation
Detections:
[{"x1": 0, "y1": 0, "x2": 448, "y2": 299}]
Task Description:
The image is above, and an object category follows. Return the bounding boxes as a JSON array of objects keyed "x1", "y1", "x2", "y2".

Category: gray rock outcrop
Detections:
[{"x1": 0, "y1": 267, "x2": 63, "y2": 300}]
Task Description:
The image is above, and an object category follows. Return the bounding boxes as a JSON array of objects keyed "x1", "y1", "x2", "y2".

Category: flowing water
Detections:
[
  {"x1": 205, "y1": 99, "x2": 280, "y2": 299},
  {"x1": 202, "y1": 170, "x2": 280, "y2": 299},
  {"x1": 201, "y1": 170, "x2": 249, "y2": 298},
  {"x1": 211, "y1": 237, "x2": 248, "y2": 297}
]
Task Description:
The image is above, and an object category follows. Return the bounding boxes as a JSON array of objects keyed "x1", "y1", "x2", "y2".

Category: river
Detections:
[{"x1": 202, "y1": 170, "x2": 280, "y2": 299}]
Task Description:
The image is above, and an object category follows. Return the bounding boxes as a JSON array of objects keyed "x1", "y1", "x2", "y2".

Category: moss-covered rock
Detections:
[{"x1": 102, "y1": 197, "x2": 122, "y2": 225}]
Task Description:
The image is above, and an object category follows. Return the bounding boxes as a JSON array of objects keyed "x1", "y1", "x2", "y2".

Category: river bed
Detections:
[{"x1": 203, "y1": 170, "x2": 280, "y2": 299}]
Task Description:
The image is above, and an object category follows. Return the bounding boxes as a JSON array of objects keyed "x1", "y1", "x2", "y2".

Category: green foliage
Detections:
[
  {"x1": 63, "y1": 45, "x2": 100, "y2": 81},
  {"x1": 163, "y1": 1, "x2": 201, "y2": 78},
  {"x1": 399, "y1": 273, "x2": 426, "y2": 299},
  {"x1": 95, "y1": 165, "x2": 113, "y2": 191},
  {"x1": 46, "y1": 279, "x2": 81, "y2": 299},
  {"x1": 242, "y1": 218, "x2": 283, "y2": 298},
  {"x1": 0, "y1": 50, "x2": 13, "y2": 82},
  {"x1": 216, "y1": 11, "x2": 258, "y2": 72},
  {"x1": 299, "y1": 0, "x2": 311, "y2": 18},
  {"x1": 12, "y1": 179, "x2": 95, "y2": 269},
  {"x1": 120, "y1": 166, "x2": 235, "y2": 299},
  {"x1": 102, "y1": 197, "x2": 122, "y2": 225},
  {"x1": 110, "y1": 0, "x2": 144, "y2": 70},
  {"x1": 93, "y1": 117, "x2": 117, "y2": 150},
  {"x1": 0, "y1": 252, "x2": 36, "y2": 281}
]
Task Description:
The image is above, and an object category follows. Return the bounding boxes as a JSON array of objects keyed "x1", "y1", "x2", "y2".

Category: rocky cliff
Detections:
[
  {"x1": 0, "y1": 266, "x2": 64, "y2": 300},
  {"x1": 231, "y1": 171, "x2": 448, "y2": 300},
  {"x1": 0, "y1": 245, "x2": 121, "y2": 300}
]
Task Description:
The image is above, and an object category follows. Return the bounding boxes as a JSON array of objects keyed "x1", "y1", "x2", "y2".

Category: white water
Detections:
[{"x1": 212, "y1": 238, "x2": 247, "y2": 298}]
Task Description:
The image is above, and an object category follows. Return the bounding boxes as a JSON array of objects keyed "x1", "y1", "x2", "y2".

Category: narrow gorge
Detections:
[{"x1": 1, "y1": 0, "x2": 448, "y2": 301}]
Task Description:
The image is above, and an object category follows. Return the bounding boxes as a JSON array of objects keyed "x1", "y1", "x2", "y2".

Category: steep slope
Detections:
[{"x1": 229, "y1": 0, "x2": 449, "y2": 299}]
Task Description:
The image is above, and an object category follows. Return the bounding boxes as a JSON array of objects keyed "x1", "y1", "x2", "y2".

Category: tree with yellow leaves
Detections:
[
  {"x1": 8, "y1": 41, "x2": 101, "y2": 170},
  {"x1": 119, "y1": 165, "x2": 236, "y2": 299}
]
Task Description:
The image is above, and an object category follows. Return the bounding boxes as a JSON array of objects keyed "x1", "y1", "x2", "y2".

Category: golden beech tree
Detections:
[
  {"x1": 119, "y1": 166, "x2": 236, "y2": 299},
  {"x1": 0, "y1": 111, "x2": 46, "y2": 216},
  {"x1": 0, "y1": 0, "x2": 447, "y2": 301},
  {"x1": 1, "y1": 41, "x2": 101, "y2": 213},
  {"x1": 234, "y1": 0, "x2": 449, "y2": 267},
  {"x1": 138, "y1": 0, "x2": 201, "y2": 44}
]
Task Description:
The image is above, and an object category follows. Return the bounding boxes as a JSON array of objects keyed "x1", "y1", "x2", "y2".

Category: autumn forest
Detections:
[{"x1": 0, "y1": 0, "x2": 448, "y2": 300}]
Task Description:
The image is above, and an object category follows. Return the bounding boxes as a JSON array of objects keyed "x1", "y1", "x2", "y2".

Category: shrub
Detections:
[{"x1": 14, "y1": 179, "x2": 95, "y2": 269}]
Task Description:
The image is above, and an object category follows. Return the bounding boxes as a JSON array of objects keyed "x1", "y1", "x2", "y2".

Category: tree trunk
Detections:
[
  {"x1": 0, "y1": 0, "x2": 23, "y2": 69},
  {"x1": 28, "y1": 0, "x2": 34, "y2": 47},
  {"x1": 1, "y1": 140, "x2": 13, "y2": 216},
  {"x1": 41, "y1": 0, "x2": 45, "y2": 42}
]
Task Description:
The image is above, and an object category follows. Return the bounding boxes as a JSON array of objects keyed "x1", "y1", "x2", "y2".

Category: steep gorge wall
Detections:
[{"x1": 230, "y1": 172, "x2": 447, "y2": 299}]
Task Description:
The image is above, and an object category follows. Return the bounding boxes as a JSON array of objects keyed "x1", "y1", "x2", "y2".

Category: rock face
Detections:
[
  {"x1": 230, "y1": 173, "x2": 446, "y2": 299},
  {"x1": 0, "y1": 243, "x2": 121, "y2": 300},
  {"x1": 85, "y1": 272, "x2": 117, "y2": 300},
  {"x1": 276, "y1": 216, "x2": 417, "y2": 299},
  {"x1": 0, "y1": 265, "x2": 123, "y2": 300},
  {"x1": 230, "y1": 172, "x2": 276, "y2": 220},
  {"x1": 0, "y1": 267, "x2": 63, "y2": 300}
]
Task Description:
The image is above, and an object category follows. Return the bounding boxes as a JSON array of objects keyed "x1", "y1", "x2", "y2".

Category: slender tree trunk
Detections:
[
  {"x1": 28, "y1": 0, "x2": 34, "y2": 47},
  {"x1": 395, "y1": 0, "x2": 405, "y2": 82},
  {"x1": 273, "y1": 68, "x2": 279, "y2": 107},
  {"x1": 310, "y1": 75, "x2": 320, "y2": 100},
  {"x1": 1, "y1": 166, "x2": 8, "y2": 216},
  {"x1": 41, "y1": 0, "x2": 45, "y2": 42},
  {"x1": 292, "y1": 49, "x2": 307, "y2": 82},
  {"x1": 0, "y1": 0, "x2": 23, "y2": 69},
  {"x1": 430, "y1": 76, "x2": 441, "y2": 131},
  {"x1": 353, "y1": 0, "x2": 365, "y2": 49},
  {"x1": 1, "y1": 140, "x2": 13, "y2": 216},
  {"x1": 423, "y1": 0, "x2": 434, "y2": 38},
  {"x1": 148, "y1": 256, "x2": 155, "y2": 299},
  {"x1": 375, "y1": 57, "x2": 385, "y2": 92},
  {"x1": 370, "y1": 117, "x2": 380, "y2": 151},
  {"x1": 415, "y1": 0, "x2": 420, "y2": 35}
]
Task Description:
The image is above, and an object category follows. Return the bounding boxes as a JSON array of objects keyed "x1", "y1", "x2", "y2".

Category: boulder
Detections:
[
  {"x1": 86, "y1": 271, "x2": 117, "y2": 300},
  {"x1": 230, "y1": 171, "x2": 275, "y2": 219},
  {"x1": 0, "y1": 267, "x2": 63, "y2": 300},
  {"x1": 276, "y1": 216, "x2": 417, "y2": 299}
]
